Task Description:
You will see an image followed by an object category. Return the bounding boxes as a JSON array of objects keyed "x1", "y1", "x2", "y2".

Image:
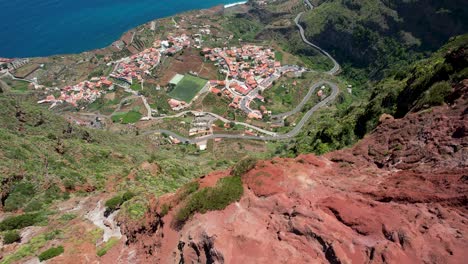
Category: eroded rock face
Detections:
[{"x1": 120, "y1": 87, "x2": 467, "y2": 263}]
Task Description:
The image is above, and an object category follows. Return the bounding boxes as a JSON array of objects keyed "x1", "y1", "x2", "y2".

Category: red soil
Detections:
[{"x1": 117, "y1": 81, "x2": 467, "y2": 263}]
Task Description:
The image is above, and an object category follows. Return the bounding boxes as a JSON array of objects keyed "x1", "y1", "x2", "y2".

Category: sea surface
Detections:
[{"x1": 0, "y1": 0, "x2": 237, "y2": 58}]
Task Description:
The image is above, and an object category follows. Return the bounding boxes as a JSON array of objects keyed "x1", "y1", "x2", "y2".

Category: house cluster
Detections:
[
  {"x1": 154, "y1": 34, "x2": 192, "y2": 55},
  {"x1": 110, "y1": 47, "x2": 161, "y2": 84},
  {"x1": 203, "y1": 45, "x2": 279, "y2": 90},
  {"x1": 201, "y1": 45, "x2": 286, "y2": 119},
  {"x1": 110, "y1": 34, "x2": 193, "y2": 86},
  {"x1": 167, "y1": 98, "x2": 188, "y2": 111},
  {"x1": 38, "y1": 77, "x2": 113, "y2": 107},
  {"x1": 189, "y1": 113, "x2": 215, "y2": 136}
]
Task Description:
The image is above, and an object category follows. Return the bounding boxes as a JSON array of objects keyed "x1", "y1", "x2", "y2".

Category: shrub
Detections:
[
  {"x1": 96, "y1": 237, "x2": 119, "y2": 257},
  {"x1": 231, "y1": 157, "x2": 257, "y2": 177},
  {"x1": 177, "y1": 181, "x2": 199, "y2": 201},
  {"x1": 160, "y1": 203, "x2": 170, "y2": 216},
  {"x1": 3, "y1": 182, "x2": 36, "y2": 212},
  {"x1": 175, "y1": 176, "x2": 243, "y2": 225},
  {"x1": 59, "y1": 213, "x2": 77, "y2": 222},
  {"x1": 105, "y1": 196, "x2": 124, "y2": 211},
  {"x1": 415, "y1": 81, "x2": 452, "y2": 110},
  {"x1": 0, "y1": 213, "x2": 45, "y2": 231},
  {"x1": 24, "y1": 200, "x2": 44, "y2": 212},
  {"x1": 3, "y1": 230, "x2": 21, "y2": 244},
  {"x1": 104, "y1": 191, "x2": 135, "y2": 215},
  {"x1": 38, "y1": 246, "x2": 64, "y2": 261}
]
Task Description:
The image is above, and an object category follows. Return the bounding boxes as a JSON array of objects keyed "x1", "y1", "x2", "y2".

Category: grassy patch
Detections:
[
  {"x1": 223, "y1": 17, "x2": 262, "y2": 41},
  {"x1": 104, "y1": 191, "x2": 135, "y2": 215},
  {"x1": 168, "y1": 75, "x2": 207, "y2": 103},
  {"x1": 38, "y1": 246, "x2": 64, "y2": 262},
  {"x1": 275, "y1": 51, "x2": 284, "y2": 63},
  {"x1": 59, "y1": 213, "x2": 77, "y2": 223},
  {"x1": 0, "y1": 233, "x2": 48, "y2": 264},
  {"x1": 0, "y1": 213, "x2": 46, "y2": 231},
  {"x1": 97, "y1": 237, "x2": 120, "y2": 257},
  {"x1": 2, "y1": 230, "x2": 21, "y2": 244},
  {"x1": 10, "y1": 80, "x2": 30, "y2": 92},
  {"x1": 130, "y1": 80, "x2": 142, "y2": 91},
  {"x1": 175, "y1": 176, "x2": 243, "y2": 225},
  {"x1": 231, "y1": 157, "x2": 257, "y2": 177},
  {"x1": 111, "y1": 111, "x2": 142, "y2": 124},
  {"x1": 414, "y1": 81, "x2": 452, "y2": 110}
]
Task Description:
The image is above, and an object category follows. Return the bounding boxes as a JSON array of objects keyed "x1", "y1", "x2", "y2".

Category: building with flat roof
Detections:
[{"x1": 169, "y1": 74, "x2": 184, "y2": 86}]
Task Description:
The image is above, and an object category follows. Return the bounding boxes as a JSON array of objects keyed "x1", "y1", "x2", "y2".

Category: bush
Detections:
[
  {"x1": 24, "y1": 200, "x2": 44, "y2": 212},
  {"x1": 96, "y1": 237, "x2": 119, "y2": 257},
  {"x1": 231, "y1": 157, "x2": 257, "y2": 177},
  {"x1": 104, "y1": 191, "x2": 135, "y2": 215},
  {"x1": 3, "y1": 230, "x2": 21, "y2": 244},
  {"x1": 105, "y1": 196, "x2": 124, "y2": 211},
  {"x1": 3, "y1": 182, "x2": 36, "y2": 212},
  {"x1": 414, "y1": 81, "x2": 452, "y2": 110},
  {"x1": 177, "y1": 181, "x2": 200, "y2": 201},
  {"x1": 38, "y1": 246, "x2": 64, "y2": 261},
  {"x1": 175, "y1": 176, "x2": 243, "y2": 225},
  {"x1": 160, "y1": 203, "x2": 170, "y2": 216},
  {"x1": 0, "y1": 213, "x2": 45, "y2": 231}
]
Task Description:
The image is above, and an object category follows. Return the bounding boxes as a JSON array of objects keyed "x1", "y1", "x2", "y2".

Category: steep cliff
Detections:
[{"x1": 118, "y1": 76, "x2": 467, "y2": 263}]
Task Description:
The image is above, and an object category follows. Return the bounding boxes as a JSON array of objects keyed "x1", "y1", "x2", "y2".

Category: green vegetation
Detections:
[
  {"x1": 414, "y1": 81, "x2": 452, "y2": 110},
  {"x1": 276, "y1": 34, "x2": 468, "y2": 156},
  {"x1": 123, "y1": 200, "x2": 148, "y2": 220},
  {"x1": 97, "y1": 237, "x2": 120, "y2": 257},
  {"x1": 1, "y1": 78, "x2": 31, "y2": 93},
  {"x1": 130, "y1": 80, "x2": 142, "y2": 91},
  {"x1": 0, "y1": 233, "x2": 49, "y2": 264},
  {"x1": 0, "y1": 213, "x2": 46, "y2": 231},
  {"x1": 38, "y1": 246, "x2": 64, "y2": 262},
  {"x1": 223, "y1": 17, "x2": 262, "y2": 42},
  {"x1": 105, "y1": 191, "x2": 135, "y2": 214},
  {"x1": 275, "y1": 51, "x2": 284, "y2": 62},
  {"x1": 59, "y1": 213, "x2": 77, "y2": 222},
  {"x1": 177, "y1": 181, "x2": 200, "y2": 201},
  {"x1": 3, "y1": 182, "x2": 36, "y2": 212},
  {"x1": 168, "y1": 75, "x2": 207, "y2": 103},
  {"x1": 175, "y1": 176, "x2": 243, "y2": 225},
  {"x1": 160, "y1": 203, "x2": 171, "y2": 216},
  {"x1": 111, "y1": 110, "x2": 142, "y2": 124},
  {"x1": 299, "y1": 0, "x2": 467, "y2": 77},
  {"x1": 2, "y1": 230, "x2": 21, "y2": 244},
  {"x1": 231, "y1": 157, "x2": 257, "y2": 177}
]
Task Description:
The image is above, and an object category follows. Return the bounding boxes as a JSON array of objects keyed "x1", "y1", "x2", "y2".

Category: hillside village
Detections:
[{"x1": 1, "y1": 1, "x2": 324, "y2": 148}]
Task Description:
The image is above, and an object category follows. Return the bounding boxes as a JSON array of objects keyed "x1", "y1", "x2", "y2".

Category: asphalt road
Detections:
[
  {"x1": 294, "y1": 12, "x2": 341, "y2": 75},
  {"x1": 143, "y1": 81, "x2": 338, "y2": 143}
]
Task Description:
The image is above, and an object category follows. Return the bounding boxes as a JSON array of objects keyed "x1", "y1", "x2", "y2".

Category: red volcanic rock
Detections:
[{"x1": 118, "y1": 87, "x2": 467, "y2": 263}]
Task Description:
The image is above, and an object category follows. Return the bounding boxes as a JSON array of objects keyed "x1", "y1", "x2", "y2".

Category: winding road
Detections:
[{"x1": 142, "y1": 1, "x2": 341, "y2": 143}]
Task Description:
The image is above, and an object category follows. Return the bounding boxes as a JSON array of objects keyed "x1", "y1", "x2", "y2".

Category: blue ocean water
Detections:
[{"x1": 0, "y1": 0, "x2": 235, "y2": 58}]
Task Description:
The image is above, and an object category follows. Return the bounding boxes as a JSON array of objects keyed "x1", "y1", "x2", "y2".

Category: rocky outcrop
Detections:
[{"x1": 120, "y1": 86, "x2": 467, "y2": 263}]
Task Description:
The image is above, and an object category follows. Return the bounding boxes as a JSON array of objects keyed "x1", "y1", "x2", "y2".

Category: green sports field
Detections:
[{"x1": 168, "y1": 75, "x2": 207, "y2": 103}]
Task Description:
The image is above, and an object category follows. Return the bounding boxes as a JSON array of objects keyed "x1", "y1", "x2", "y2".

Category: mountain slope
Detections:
[
  {"x1": 281, "y1": 34, "x2": 467, "y2": 156},
  {"x1": 114, "y1": 73, "x2": 467, "y2": 263},
  {"x1": 301, "y1": 0, "x2": 468, "y2": 75}
]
